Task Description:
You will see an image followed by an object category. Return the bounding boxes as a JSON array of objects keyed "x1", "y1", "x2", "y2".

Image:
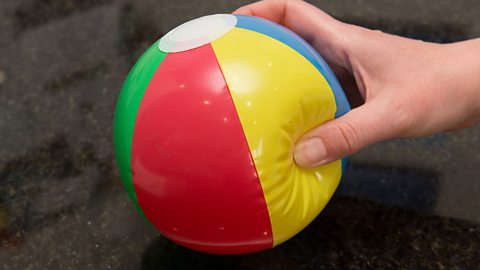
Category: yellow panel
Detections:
[{"x1": 211, "y1": 28, "x2": 342, "y2": 246}]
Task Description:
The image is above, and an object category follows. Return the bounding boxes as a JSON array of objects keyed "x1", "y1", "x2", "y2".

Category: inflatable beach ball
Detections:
[{"x1": 114, "y1": 14, "x2": 350, "y2": 254}]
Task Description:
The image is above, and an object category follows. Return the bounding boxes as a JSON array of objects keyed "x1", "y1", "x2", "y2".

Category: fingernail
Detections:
[{"x1": 294, "y1": 138, "x2": 327, "y2": 167}]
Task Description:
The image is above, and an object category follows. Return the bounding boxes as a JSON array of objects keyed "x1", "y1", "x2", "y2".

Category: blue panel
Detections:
[
  {"x1": 341, "y1": 157, "x2": 348, "y2": 174},
  {"x1": 234, "y1": 15, "x2": 351, "y2": 118}
]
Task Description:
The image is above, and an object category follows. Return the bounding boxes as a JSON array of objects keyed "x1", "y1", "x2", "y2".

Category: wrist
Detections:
[{"x1": 446, "y1": 39, "x2": 480, "y2": 122}]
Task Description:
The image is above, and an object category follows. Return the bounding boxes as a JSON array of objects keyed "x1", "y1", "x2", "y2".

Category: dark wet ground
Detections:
[{"x1": 0, "y1": 0, "x2": 479, "y2": 269}]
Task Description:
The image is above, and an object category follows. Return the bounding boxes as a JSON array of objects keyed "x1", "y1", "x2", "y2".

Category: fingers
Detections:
[
  {"x1": 235, "y1": 1, "x2": 339, "y2": 42},
  {"x1": 234, "y1": 0, "x2": 299, "y2": 21},
  {"x1": 234, "y1": 1, "x2": 387, "y2": 168},
  {"x1": 233, "y1": 0, "x2": 286, "y2": 20},
  {"x1": 294, "y1": 100, "x2": 396, "y2": 167}
]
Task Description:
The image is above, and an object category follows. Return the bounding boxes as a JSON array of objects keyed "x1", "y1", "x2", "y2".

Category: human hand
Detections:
[{"x1": 235, "y1": 0, "x2": 480, "y2": 168}]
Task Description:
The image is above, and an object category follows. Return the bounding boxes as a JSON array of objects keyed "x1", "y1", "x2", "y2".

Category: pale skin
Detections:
[{"x1": 234, "y1": 0, "x2": 480, "y2": 168}]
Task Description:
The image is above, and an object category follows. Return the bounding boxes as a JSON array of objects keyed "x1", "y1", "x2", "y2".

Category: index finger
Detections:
[{"x1": 233, "y1": 0, "x2": 339, "y2": 45}]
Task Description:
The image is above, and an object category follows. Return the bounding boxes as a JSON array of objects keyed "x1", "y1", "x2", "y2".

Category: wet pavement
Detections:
[{"x1": 0, "y1": 0, "x2": 479, "y2": 269}]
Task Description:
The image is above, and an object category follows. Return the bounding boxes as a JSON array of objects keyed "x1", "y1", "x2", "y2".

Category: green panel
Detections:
[{"x1": 114, "y1": 41, "x2": 167, "y2": 216}]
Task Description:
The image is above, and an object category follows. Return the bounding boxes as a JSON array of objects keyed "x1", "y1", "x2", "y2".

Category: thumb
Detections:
[{"x1": 294, "y1": 101, "x2": 395, "y2": 167}]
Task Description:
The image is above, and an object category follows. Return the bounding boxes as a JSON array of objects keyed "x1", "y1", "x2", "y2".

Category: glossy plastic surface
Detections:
[
  {"x1": 234, "y1": 14, "x2": 350, "y2": 118},
  {"x1": 159, "y1": 14, "x2": 237, "y2": 53},
  {"x1": 131, "y1": 43, "x2": 273, "y2": 254},
  {"x1": 114, "y1": 40, "x2": 167, "y2": 216},
  {"x1": 114, "y1": 14, "x2": 349, "y2": 255},
  {"x1": 235, "y1": 14, "x2": 350, "y2": 171},
  {"x1": 212, "y1": 27, "x2": 342, "y2": 246}
]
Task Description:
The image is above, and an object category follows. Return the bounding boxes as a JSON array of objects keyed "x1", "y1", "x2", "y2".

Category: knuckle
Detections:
[
  {"x1": 390, "y1": 98, "x2": 422, "y2": 136},
  {"x1": 334, "y1": 120, "x2": 360, "y2": 155}
]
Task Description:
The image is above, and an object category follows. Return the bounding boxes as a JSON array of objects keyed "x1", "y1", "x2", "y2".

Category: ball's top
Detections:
[{"x1": 159, "y1": 14, "x2": 237, "y2": 53}]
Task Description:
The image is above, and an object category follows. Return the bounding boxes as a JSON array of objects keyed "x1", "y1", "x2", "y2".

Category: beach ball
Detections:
[{"x1": 114, "y1": 14, "x2": 350, "y2": 254}]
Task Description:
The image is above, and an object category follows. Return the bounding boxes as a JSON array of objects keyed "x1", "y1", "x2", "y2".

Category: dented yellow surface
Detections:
[{"x1": 212, "y1": 28, "x2": 342, "y2": 246}]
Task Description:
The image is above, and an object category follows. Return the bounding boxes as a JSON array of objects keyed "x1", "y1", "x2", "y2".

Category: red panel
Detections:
[{"x1": 131, "y1": 44, "x2": 273, "y2": 254}]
